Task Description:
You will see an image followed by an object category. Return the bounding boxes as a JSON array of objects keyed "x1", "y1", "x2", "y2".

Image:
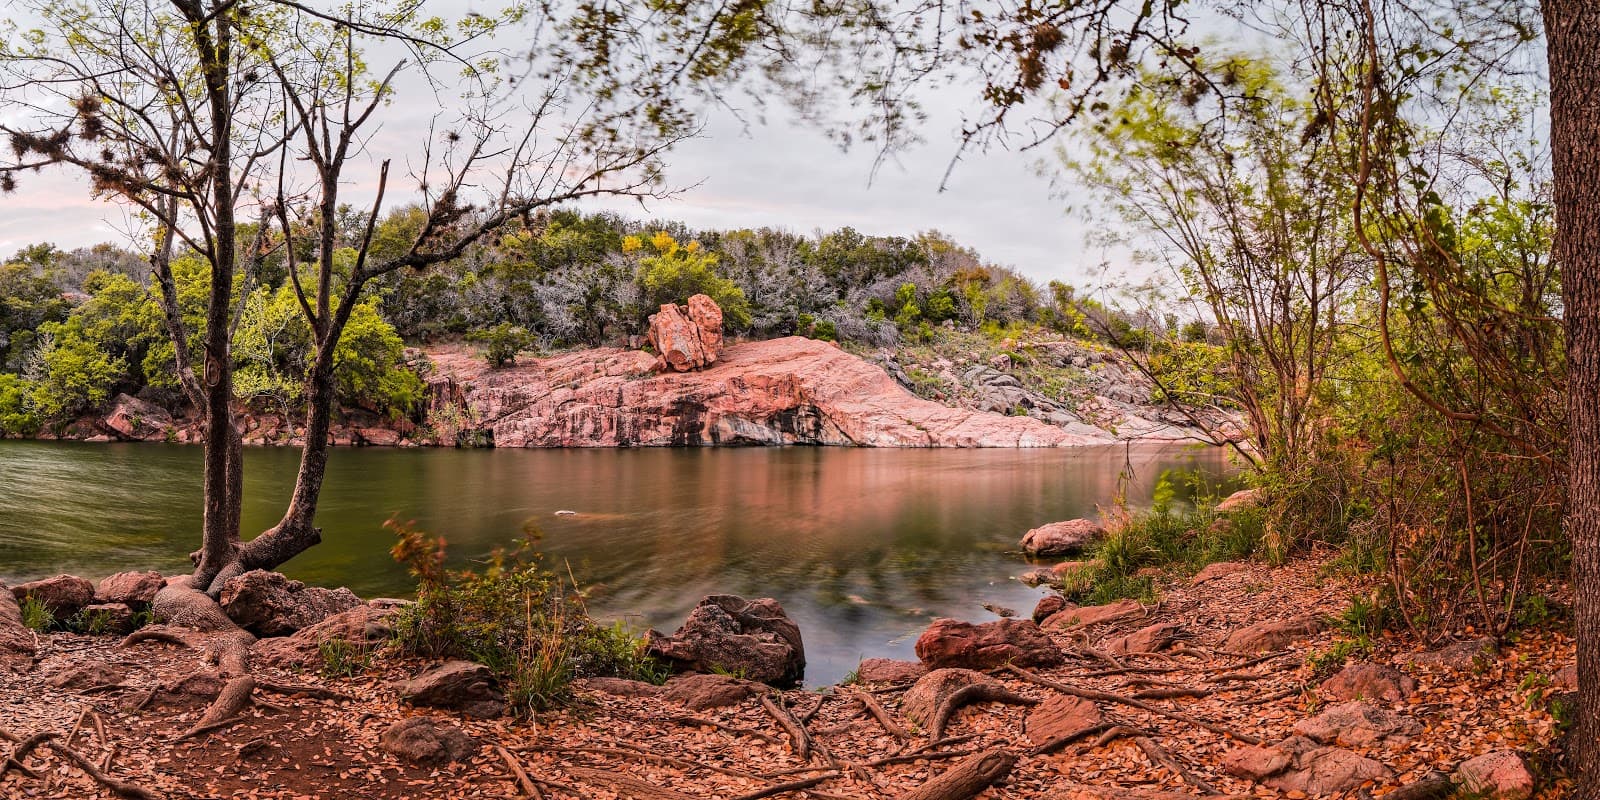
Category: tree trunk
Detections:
[{"x1": 1543, "y1": 1, "x2": 1600, "y2": 792}]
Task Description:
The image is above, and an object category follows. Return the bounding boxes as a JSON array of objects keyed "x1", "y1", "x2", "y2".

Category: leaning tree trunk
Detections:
[{"x1": 1544, "y1": 1, "x2": 1600, "y2": 792}]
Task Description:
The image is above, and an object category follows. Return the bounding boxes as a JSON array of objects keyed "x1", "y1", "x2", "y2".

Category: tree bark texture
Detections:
[{"x1": 1544, "y1": 1, "x2": 1600, "y2": 792}]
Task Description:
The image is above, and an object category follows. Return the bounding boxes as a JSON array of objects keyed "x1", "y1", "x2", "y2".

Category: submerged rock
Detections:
[{"x1": 645, "y1": 594, "x2": 805, "y2": 686}]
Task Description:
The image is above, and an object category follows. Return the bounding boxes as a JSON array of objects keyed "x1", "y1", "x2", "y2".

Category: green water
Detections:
[{"x1": 0, "y1": 441, "x2": 1233, "y2": 684}]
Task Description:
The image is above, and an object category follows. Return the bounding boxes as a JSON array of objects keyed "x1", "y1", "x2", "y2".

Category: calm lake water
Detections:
[{"x1": 0, "y1": 441, "x2": 1234, "y2": 684}]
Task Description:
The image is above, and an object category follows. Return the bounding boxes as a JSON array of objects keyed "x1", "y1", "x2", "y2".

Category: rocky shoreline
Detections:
[{"x1": 0, "y1": 525, "x2": 1574, "y2": 799}]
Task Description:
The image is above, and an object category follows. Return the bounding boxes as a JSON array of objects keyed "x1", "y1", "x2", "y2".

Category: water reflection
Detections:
[{"x1": 0, "y1": 441, "x2": 1234, "y2": 683}]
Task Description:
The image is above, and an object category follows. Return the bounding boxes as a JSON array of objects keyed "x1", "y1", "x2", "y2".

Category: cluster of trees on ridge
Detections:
[
  {"x1": 4, "y1": 0, "x2": 1600, "y2": 788},
  {"x1": 0, "y1": 215, "x2": 1182, "y2": 435}
]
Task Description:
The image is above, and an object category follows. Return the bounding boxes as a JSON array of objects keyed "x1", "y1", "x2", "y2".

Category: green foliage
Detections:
[
  {"x1": 333, "y1": 303, "x2": 424, "y2": 419},
  {"x1": 318, "y1": 638, "x2": 374, "y2": 679},
  {"x1": 0, "y1": 373, "x2": 38, "y2": 434},
  {"x1": 467, "y1": 322, "x2": 536, "y2": 367},
  {"x1": 19, "y1": 595, "x2": 52, "y2": 632},
  {"x1": 388, "y1": 519, "x2": 669, "y2": 713},
  {"x1": 629, "y1": 231, "x2": 751, "y2": 329},
  {"x1": 1147, "y1": 340, "x2": 1231, "y2": 406}
]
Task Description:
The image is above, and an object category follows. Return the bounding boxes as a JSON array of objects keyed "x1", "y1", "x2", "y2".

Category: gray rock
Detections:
[
  {"x1": 660, "y1": 673, "x2": 760, "y2": 710},
  {"x1": 219, "y1": 570, "x2": 362, "y2": 637},
  {"x1": 391, "y1": 660, "x2": 506, "y2": 719},
  {"x1": 645, "y1": 594, "x2": 805, "y2": 686},
  {"x1": 379, "y1": 717, "x2": 478, "y2": 765}
]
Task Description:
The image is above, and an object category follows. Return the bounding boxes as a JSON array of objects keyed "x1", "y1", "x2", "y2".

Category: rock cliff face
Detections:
[{"x1": 436, "y1": 336, "x2": 1113, "y2": 447}]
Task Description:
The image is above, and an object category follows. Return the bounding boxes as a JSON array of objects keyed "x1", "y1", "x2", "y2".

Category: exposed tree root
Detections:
[
  {"x1": 1003, "y1": 665, "x2": 1261, "y2": 745},
  {"x1": 847, "y1": 689, "x2": 910, "y2": 742},
  {"x1": 928, "y1": 683, "x2": 1036, "y2": 741},
  {"x1": 46, "y1": 739, "x2": 159, "y2": 800},
  {"x1": 565, "y1": 765, "x2": 699, "y2": 800},
  {"x1": 665, "y1": 715, "x2": 784, "y2": 744},
  {"x1": 893, "y1": 748, "x2": 1016, "y2": 800},
  {"x1": 1135, "y1": 735, "x2": 1216, "y2": 794},
  {"x1": 498, "y1": 745, "x2": 546, "y2": 799},
  {"x1": 1131, "y1": 687, "x2": 1212, "y2": 700},
  {"x1": 731, "y1": 773, "x2": 838, "y2": 800},
  {"x1": 761, "y1": 695, "x2": 813, "y2": 762},
  {"x1": 118, "y1": 625, "x2": 199, "y2": 651},
  {"x1": 177, "y1": 675, "x2": 258, "y2": 741},
  {"x1": 1027, "y1": 722, "x2": 1114, "y2": 757}
]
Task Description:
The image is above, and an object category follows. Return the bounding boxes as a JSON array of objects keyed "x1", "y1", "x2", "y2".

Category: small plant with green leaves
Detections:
[
  {"x1": 19, "y1": 595, "x2": 53, "y2": 632},
  {"x1": 388, "y1": 518, "x2": 670, "y2": 713},
  {"x1": 68, "y1": 606, "x2": 116, "y2": 635},
  {"x1": 319, "y1": 638, "x2": 374, "y2": 679}
]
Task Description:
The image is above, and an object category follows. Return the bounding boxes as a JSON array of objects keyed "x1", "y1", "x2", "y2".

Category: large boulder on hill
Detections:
[
  {"x1": 219, "y1": 570, "x2": 362, "y2": 637},
  {"x1": 914, "y1": 617, "x2": 1063, "y2": 670},
  {"x1": 1222, "y1": 614, "x2": 1325, "y2": 654},
  {"x1": 1020, "y1": 519, "x2": 1104, "y2": 557},
  {"x1": 1320, "y1": 663, "x2": 1416, "y2": 704},
  {"x1": 95, "y1": 571, "x2": 164, "y2": 608},
  {"x1": 99, "y1": 393, "x2": 173, "y2": 440},
  {"x1": 1456, "y1": 750, "x2": 1534, "y2": 800},
  {"x1": 380, "y1": 717, "x2": 479, "y2": 765},
  {"x1": 392, "y1": 661, "x2": 506, "y2": 719},
  {"x1": 11, "y1": 574, "x2": 95, "y2": 618},
  {"x1": 0, "y1": 583, "x2": 35, "y2": 671},
  {"x1": 251, "y1": 605, "x2": 396, "y2": 669},
  {"x1": 645, "y1": 594, "x2": 805, "y2": 686},
  {"x1": 648, "y1": 294, "x2": 724, "y2": 372}
]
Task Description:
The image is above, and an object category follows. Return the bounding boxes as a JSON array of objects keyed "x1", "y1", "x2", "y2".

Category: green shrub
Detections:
[
  {"x1": 19, "y1": 595, "x2": 53, "y2": 632},
  {"x1": 468, "y1": 322, "x2": 537, "y2": 367},
  {"x1": 319, "y1": 638, "x2": 374, "y2": 679},
  {"x1": 388, "y1": 519, "x2": 668, "y2": 713}
]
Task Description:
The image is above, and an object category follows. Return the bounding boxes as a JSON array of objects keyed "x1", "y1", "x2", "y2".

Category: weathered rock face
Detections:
[
  {"x1": 99, "y1": 393, "x2": 174, "y2": 441},
  {"x1": 660, "y1": 673, "x2": 760, "y2": 710},
  {"x1": 11, "y1": 574, "x2": 95, "y2": 618},
  {"x1": 648, "y1": 294, "x2": 724, "y2": 372},
  {"x1": 1409, "y1": 637, "x2": 1498, "y2": 671},
  {"x1": 391, "y1": 661, "x2": 506, "y2": 719},
  {"x1": 1104, "y1": 622, "x2": 1182, "y2": 656},
  {"x1": 1031, "y1": 595, "x2": 1069, "y2": 624},
  {"x1": 855, "y1": 658, "x2": 926, "y2": 684},
  {"x1": 1292, "y1": 701, "x2": 1423, "y2": 747},
  {"x1": 1191, "y1": 561, "x2": 1249, "y2": 586},
  {"x1": 1044, "y1": 598, "x2": 1145, "y2": 630},
  {"x1": 1224, "y1": 735, "x2": 1393, "y2": 796},
  {"x1": 219, "y1": 570, "x2": 362, "y2": 637},
  {"x1": 0, "y1": 583, "x2": 35, "y2": 671},
  {"x1": 645, "y1": 595, "x2": 805, "y2": 686},
  {"x1": 251, "y1": 606, "x2": 396, "y2": 670},
  {"x1": 439, "y1": 337, "x2": 1116, "y2": 448},
  {"x1": 1222, "y1": 614, "x2": 1326, "y2": 654},
  {"x1": 1320, "y1": 663, "x2": 1417, "y2": 704},
  {"x1": 95, "y1": 571, "x2": 164, "y2": 608},
  {"x1": 46, "y1": 662, "x2": 124, "y2": 690},
  {"x1": 380, "y1": 717, "x2": 479, "y2": 765},
  {"x1": 914, "y1": 617, "x2": 1063, "y2": 670},
  {"x1": 901, "y1": 668, "x2": 992, "y2": 728},
  {"x1": 1456, "y1": 750, "x2": 1534, "y2": 800},
  {"x1": 1020, "y1": 519, "x2": 1104, "y2": 556}
]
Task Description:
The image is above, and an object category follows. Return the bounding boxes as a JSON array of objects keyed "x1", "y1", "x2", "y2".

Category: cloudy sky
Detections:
[{"x1": 0, "y1": 5, "x2": 1137, "y2": 290}]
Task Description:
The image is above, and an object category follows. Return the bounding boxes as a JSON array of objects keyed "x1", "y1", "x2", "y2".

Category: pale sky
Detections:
[{"x1": 0, "y1": 4, "x2": 1129, "y2": 289}]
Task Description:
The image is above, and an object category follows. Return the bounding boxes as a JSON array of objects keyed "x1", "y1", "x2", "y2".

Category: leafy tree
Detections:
[
  {"x1": 468, "y1": 323, "x2": 537, "y2": 368},
  {"x1": 628, "y1": 232, "x2": 751, "y2": 329}
]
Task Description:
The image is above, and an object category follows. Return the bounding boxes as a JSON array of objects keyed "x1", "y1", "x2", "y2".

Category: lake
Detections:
[{"x1": 0, "y1": 441, "x2": 1235, "y2": 684}]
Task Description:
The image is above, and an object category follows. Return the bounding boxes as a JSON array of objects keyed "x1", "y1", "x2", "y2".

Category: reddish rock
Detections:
[
  {"x1": 1222, "y1": 614, "x2": 1325, "y2": 654},
  {"x1": 1031, "y1": 595, "x2": 1069, "y2": 624},
  {"x1": 1319, "y1": 663, "x2": 1417, "y2": 704},
  {"x1": 1020, "y1": 519, "x2": 1104, "y2": 556},
  {"x1": 855, "y1": 658, "x2": 926, "y2": 684},
  {"x1": 251, "y1": 606, "x2": 396, "y2": 670},
  {"x1": 76, "y1": 602, "x2": 136, "y2": 634},
  {"x1": 1060, "y1": 786, "x2": 1221, "y2": 800},
  {"x1": 380, "y1": 717, "x2": 478, "y2": 765},
  {"x1": 1044, "y1": 598, "x2": 1145, "y2": 630},
  {"x1": 99, "y1": 393, "x2": 173, "y2": 441},
  {"x1": 391, "y1": 661, "x2": 505, "y2": 719},
  {"x1": 439, "y1": 337, "x2": 1115, "y2": 448},
  {"x1": 219, "y1": 570, "x2": 362, "y2": 637},
  {"x1": 901, "y1": 668, "x2": 992, "y2": 728},
  {"x1": 1292, "y1": 701, "x2": 1423, "y2": 747},
  {"x1": 1192, "y1": 561, "x2": 1250, "y2": 586},
  {"x1": 356, "y1": 427, "x2": 402, "y2": 446},
  {"x1": 645, "y1": 595, "x2": 805, "y2": 686},
  {"x1": 1025, "y1": 695, "x2": 1104, "y2": 746},
  {"x1": 578, "y1": 677, "x2": 664, "y2": 698},
  {"x1": 914, "y1": 617, "x2": 1063, "y2": 670},
  {"x1": 660, "y1": 673, "x2": 760, "y2": 710},
  {"x1": 95, "y1": 571, "x2": 164, "y2": 607},
  {"x1": 648, "y1": 296, "x2": 721, "y2": 372},
  {"x1": 1456, "y1": 750, "x2": 1534, "y2": 800},
  {"x1": 11, "y1": 574, "x2": 95, "y2": 618},
  {"x1": 1105, "y1": 622, "x2": 1181, "y2": 656},
  {"x1": 1409, "y1": 637, "x2": 1498, "y2": 671},
  {"x1": 1226, "y1": 736, "x2": 1393, "y2": 796},
  {"x1": 1051, "y1": 560, "x2": 1099, "y2": 576},
  {"x1": 45, "y1": 662, "x2": 123, "y2": 690},
  {"x1": 1222, "y1": 743, "x2": 1295, "y2": 780},
  {"x1": 1018, "y1": 567, "x2": 1058, "y2": 587},
  {"x1": 0, "y1": 584, "x2": 34, "y2": 671}
]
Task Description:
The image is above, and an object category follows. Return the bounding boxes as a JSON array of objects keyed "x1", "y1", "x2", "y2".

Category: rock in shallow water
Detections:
[
  {"x1": 1019, "y1": 519, "x2": 1104, "y2": 557},
  {"x1": 645, "y1": 594, "x2": 805, "y2": 686}
]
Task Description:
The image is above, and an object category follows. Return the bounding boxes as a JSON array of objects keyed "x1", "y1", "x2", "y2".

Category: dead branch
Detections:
[
  {"x1": 1003, "y1": 665, "x2": 1260, "y2": 744},
  {"x1": 498, "y1": 745, "x2": 546, "y2": 799},
  {"x1": 664, "y1": 715, "x2": 783, "y2": 744},
  {"x1": 176, "y1": 675, "x2": 256, "y2": 741},
  {"x1": 893, "y1": 749, "x2": 1017, "y2": 800},
  {"x1": 847, "y1": 689, "x2": 910, "y2": 742},
  {"x1": 731, "y1": 773, "x2": 840, "y2": 800},
  {"x1": 45, "y1": 740, "x2": 159, "y2": 800},
  {"x1": 761, "y1": 695, "x2": 813, "y2": 762},
  {"x1": 1135, "y1": 736, "x2": 1216, "y2": 794},
  {"x1": 1027, "y1": 722, "x2": 1114, "y2": 756}
]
